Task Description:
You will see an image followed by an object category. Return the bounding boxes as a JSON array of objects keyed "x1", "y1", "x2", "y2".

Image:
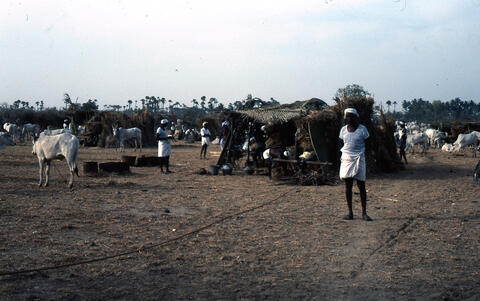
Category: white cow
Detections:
[
  {"x1": 3, "y1": 123, "x2": 23, "y2": 142},
  {"x1": 406, "y1": 133, "x2": 428, "y2": 154},
  {"x1": 77, "y1": 125, "x2": 86, "y2": 136},
  {"x1": 22, "y1": 123, "x2": 41, "y2": 140},
  {"x1": 406, "y1": 122, "x2": 420, "y2": 134},
  {"x1": 441, "y1": 143, "x2": 454, "y2": 152},
  {"x1": 112, "y1": 125, "x2": 142, "y2": 152},
  {"x1": 32, "y1": 132, "x2": 79, "y2": 188},
  {"x1": 43, "y1": 128, "x2": 72, "y2": 136},
  {"x1": 425, "y1": 129, "x2": 447, "y2": 148},
  {"x1": 453, "y1": 133, "x2": 478, "y2": 157},
  {"x1": 0, "y1": 132, "x2": 16, "y2": 150}
]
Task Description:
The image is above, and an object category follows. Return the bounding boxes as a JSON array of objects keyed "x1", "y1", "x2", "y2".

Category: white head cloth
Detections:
[
  {"x1": 344, "y1": 108, "x2": 359, "y2": 118},
  {"x1": 161, "y1": 119, "x2": 169, "y2": 125}
]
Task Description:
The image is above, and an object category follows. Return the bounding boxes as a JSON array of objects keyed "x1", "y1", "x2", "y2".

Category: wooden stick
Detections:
[{"x1": 272, "y1": 158, "x2": 332, "y2": 166}]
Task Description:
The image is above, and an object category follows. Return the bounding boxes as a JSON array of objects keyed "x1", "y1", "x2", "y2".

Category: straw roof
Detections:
[
  {"x1": 237, "y1": 107, "x2": 303, "y2": 123},
  {"x1": 236, "y1": 98, "x2": 328, "y2": 123}
]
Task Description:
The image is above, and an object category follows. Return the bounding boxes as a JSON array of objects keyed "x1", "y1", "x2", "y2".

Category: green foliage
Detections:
[
  {"x1": 334, "y1": 84, "x2": 371, "y2": 101},
  {"x1": 397, "y1": 97, "x2": 480, "y2": 122}
]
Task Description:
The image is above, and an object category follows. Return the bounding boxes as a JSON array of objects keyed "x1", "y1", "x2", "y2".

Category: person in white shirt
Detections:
[
  {"x1": 338, "y1": 108, "x2": 372, "y2": 221},
  {"x1": 156, "y1": 119, "x2": 174, "y2": 173},
  {"x1": 200, "y1": 121, "x2": 211, "y2": 159},
  {"x1": 220, "y1": 120, "x2": 230, "y2": 150}
]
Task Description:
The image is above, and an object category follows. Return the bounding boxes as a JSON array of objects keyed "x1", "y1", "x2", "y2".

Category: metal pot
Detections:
[{"x1": 221, "y1": 164, "x2": 232, "y2": 175}]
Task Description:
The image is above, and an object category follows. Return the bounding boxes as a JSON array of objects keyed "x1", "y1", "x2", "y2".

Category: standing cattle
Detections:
[
  {"x1": 441, "y1": 143, "x2": 454, "y2": 152},
  {"x1": 77, "y1": 125, "x2": 86, "y2": 136},
  {"x1": 0, "y1": 132, "x2": 16, "y2": 150},
  {"x1": 22, "y1": 123, "x2": 41, "y2": 140},
  {"x1": 453, "y1": 133, "x2": 478, "y2": 157},
  {"x1": 3, "y1": 123, "x2": 23, "y2": 142},
  {"x1": 406, "y1": 133, "x2": 429, "y2": 154},
  {"x1": 32, "y1": 132, "x2": 79, "y2": 188},
  {"x1": 43, "y1": 128, "x2": 72, "y2": 136},
  {"x1": 425, "y1": 129, "x2": 447, "y2": 149},
  {"x1": 112, "y1": 125, "x2": 142, "y2": 152}
]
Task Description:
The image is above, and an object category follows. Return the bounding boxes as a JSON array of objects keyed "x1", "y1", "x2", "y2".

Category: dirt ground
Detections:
[{"x1": 0, "y1": 142, "x2": 479, "y2": 300}]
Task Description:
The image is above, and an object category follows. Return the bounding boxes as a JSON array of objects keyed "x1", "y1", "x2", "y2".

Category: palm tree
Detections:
[
  {"x1": 191, "y1": 99, "x2": 198, "y2": 108},
  {"x1": 145, "y1": 96, "x2": 151, "y2": 111},
  {"x1": 386, "y1": 100, "x2": 392, "y2": 113},
  {"x1": 393, "y1": 101, "x2": 397, "y2": 113},
  {"x1": 127, "y1": 100, "x2": 133, "y2": 111},
  {"x1": 160, "y1": 98, "x2": 166, "y2": 111}
]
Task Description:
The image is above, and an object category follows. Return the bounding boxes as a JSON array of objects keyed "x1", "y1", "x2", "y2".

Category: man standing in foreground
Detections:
[{"x1": 339, "y1": 108, "x2": 372, "y2": 221}]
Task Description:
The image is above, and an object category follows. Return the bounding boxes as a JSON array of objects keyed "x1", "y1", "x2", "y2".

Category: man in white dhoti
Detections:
[
  {"x1": 157, "y1": 119, "x2": 174, "y2": 173},
  {"x1": 200, "y1": 121, "x2": 211, "y2": 159},
  {"x1": 339, "y1": 108, "x2": 372, "y2": 221}
]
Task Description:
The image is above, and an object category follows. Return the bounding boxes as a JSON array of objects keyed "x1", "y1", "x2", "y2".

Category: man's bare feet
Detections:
[{"x1": 362, "y1": 214, "x2": 372, "y2": 221}]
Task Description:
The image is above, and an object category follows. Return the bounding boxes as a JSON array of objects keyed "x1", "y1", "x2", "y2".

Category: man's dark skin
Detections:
[{"x1": 340, "y1": 113, "x2": 372, "y2": 221}]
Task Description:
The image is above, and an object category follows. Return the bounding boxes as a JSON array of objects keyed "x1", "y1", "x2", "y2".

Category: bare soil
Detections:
[{"x1": 0, "y1": 142, "x2": 479, "y2": 300}]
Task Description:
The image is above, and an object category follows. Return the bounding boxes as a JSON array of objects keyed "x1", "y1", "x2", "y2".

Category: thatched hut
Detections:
[{"x1": 229, "y1": 97, "x2": 403, "y2": 185}]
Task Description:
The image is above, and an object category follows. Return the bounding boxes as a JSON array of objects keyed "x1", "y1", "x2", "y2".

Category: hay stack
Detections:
[{"x1": 295, "y1": 96, "x2": 403, "y2": 174}]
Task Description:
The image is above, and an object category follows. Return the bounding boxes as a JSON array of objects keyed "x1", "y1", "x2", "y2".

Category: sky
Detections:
[{"x1": 1, "y1": 0, "x2": 479, "y2": 109}]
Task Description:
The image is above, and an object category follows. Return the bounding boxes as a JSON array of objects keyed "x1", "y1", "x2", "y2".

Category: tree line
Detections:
[
  {"x1": 0, "y1": 93, "x2": 281, "y2": 128},
  {"x1": 381, "y1": 98, "x2": 480, "y2": 123},
  {"x1": 2, "y1": 85, "x2": 478, "y2": 126}
]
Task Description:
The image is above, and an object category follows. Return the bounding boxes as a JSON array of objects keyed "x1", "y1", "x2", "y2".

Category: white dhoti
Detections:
[
  {"x1": 201, "y1": 137, "x2": 210, "y2": 146},
  {"x1": 339, "y1": 153, "x2": 366, "y2": 181},
  {"x1": 158, "y1": 141, "x2": 171, "y2": 157}
]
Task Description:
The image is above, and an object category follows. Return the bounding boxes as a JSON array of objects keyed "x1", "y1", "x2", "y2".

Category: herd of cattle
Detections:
[
  {"x1": 0, "y1": 121, "x2": 205, "y2": 188},
  {"x1": 2, "y1": 120, "x2": 480, "y2": 188},
  {"x1": 395, "y1": 121, "x2": 480, "y2": 157}
]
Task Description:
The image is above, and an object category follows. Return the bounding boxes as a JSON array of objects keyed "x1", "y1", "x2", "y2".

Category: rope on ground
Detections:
[{"x1": 0, "y1": 188, "x2": 295, "y2": 277}]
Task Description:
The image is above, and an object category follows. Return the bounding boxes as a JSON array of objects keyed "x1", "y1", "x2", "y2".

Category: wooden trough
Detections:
[
  {"x1": 83, "y1": 161, "x2": 99, "y2": 176},
  {"x1": 121, "y1": 155, "x2": 137, "y2": 166},
  {"x1": 99, "y1": 162, "x2": 130, "y2": 174},
  {"x1": 135, "y1": 156, "x2": 161, "y2": 167}
]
